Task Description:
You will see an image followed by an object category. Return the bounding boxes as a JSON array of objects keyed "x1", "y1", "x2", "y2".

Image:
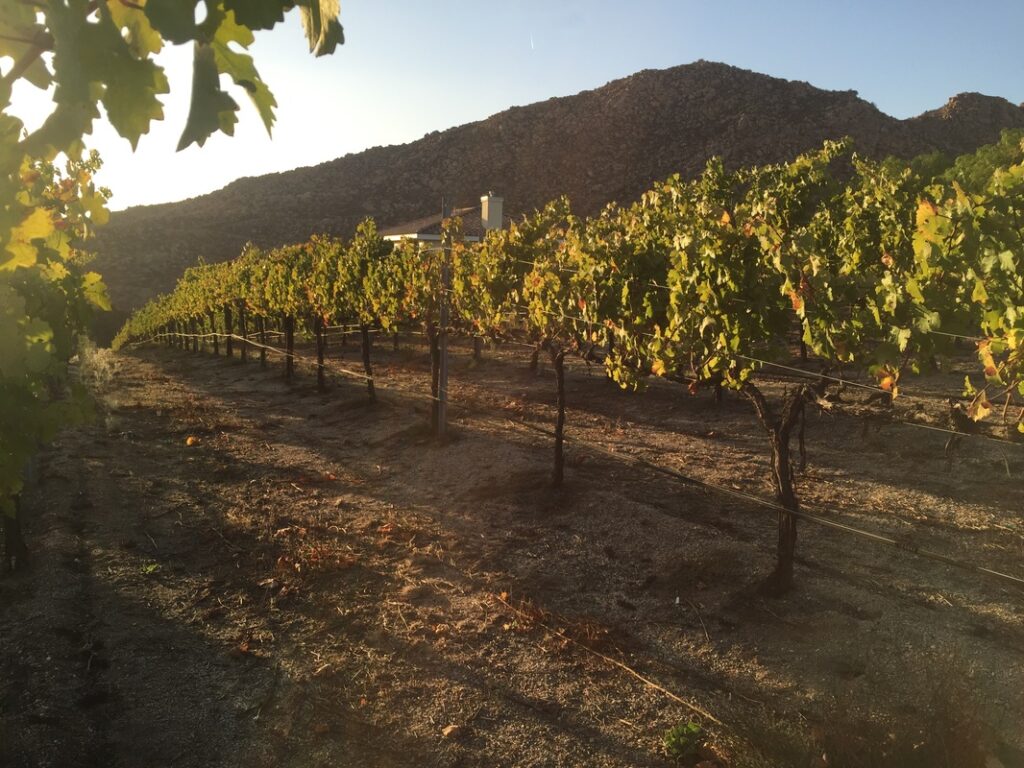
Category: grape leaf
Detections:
[
  {"x1": 100, "y1": 53, "x2": 170, "y2": 149},
  {"x1": 177, "y1": 43, "x2": 239, "y2": 150},
  {"x1": 223, "y1": 0, "x2": 288, "y2": 30},
  {"x1": 297, "y1": 0, "x2": 344, "y2": 56},
  {"x1": 144, "y1": 0, "x2": 200, "y2": 44},
  {"x1": 82, "y1": 272, "x2": 111, "y2": 311},
  {"x1": 211, "y1": 14, "x2": 276, "y2": 134},
  {"x1": 107, "y1": 0, "x2": 164, "y2": 57},
  {"x1": 966, "y1": 393, "x2": 993, "y2": 422}
]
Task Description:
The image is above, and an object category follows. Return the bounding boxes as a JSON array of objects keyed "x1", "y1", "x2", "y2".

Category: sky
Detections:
[{"x1": 10, "y1": 0, "x2": 1024, "y2": 210}]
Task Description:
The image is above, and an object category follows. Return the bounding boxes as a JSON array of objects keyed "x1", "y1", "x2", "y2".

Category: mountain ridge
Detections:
[{"x1": 93, "y1": 60, "x2": 1024, "y2": 316}]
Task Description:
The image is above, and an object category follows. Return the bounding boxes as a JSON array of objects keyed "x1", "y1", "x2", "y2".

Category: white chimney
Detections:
[{"x1": 481, "y1": 192, "x2": 503, "y2": 231}]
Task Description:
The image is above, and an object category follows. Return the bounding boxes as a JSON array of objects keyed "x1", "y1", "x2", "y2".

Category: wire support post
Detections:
[{"x1": 438, "y1": 226, "x2": 452, "y2": 440}]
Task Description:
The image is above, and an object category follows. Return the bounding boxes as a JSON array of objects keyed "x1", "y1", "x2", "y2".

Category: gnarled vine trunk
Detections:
[
  {"x1": 224, "y1": 305, "x2": 234, "y2": 358},
  {"x1": 284, "y1": 315, "x2": 295, "y2": 381},
  {"x1": 315, "y1": 316, "x2": 326, "y2": 392},
  {"x1": 797, "y1": 399, "x2": 807, "y2": 472},
  {"x1": 551, "y1": 347, "x2": 566, "y2": 487},
  {"x1": 208, "y1": 311, "x2": 219, "y2": 355},
  {"x1": 237, "y1": 301, "x2": 248, "y2": 363},
  {"x1": 257, "y1": 315, "x2": 267, "y2": 368},
  {"x1": 743, "y1": 382, "x2": 808, "y2": 596},
  {"x1": 361, "y1": 324, "x2": 376, "y2": 402},
  {"x1": 427, "y1": 321, "x2": 440, "y2": 432}
]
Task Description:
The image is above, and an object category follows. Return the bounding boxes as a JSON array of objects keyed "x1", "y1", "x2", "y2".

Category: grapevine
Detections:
[
  {"x1": 116, "y1": 135, "x2": 1024, "y2": 593},
  {"x1": 1, "y1": 1, "x2": 344, "y2": 568}
]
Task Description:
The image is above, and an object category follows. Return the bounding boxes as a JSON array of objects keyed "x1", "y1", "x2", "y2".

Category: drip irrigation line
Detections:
[
  {"x1": 736, "y1": 354, "x2": 883, "y2": 395},
  {"x1": 405, "y1": 328, "x2": 541, "y2": 353},
  {"x1": 405, "y1": 326, "x2": 623, "y2": 374},
  {"x1": 144, "y1": 331, "x2": 467, "y2": 410},
  {"x1": 501, "y1": 417, "x2": 1024, "y2": 590},
  {"x1": 511, "y1": 258, "x2": 675, "y2": 293},
  {"x1": 131, "y1": 332, "x2": 1024, "y2": 591},
  {"x1": 889, "y1": 419, "x2": 1017, "y2": 445},
  {"x1": 464, "y1": 333, "x2": 970, "y2": 448},
  {"x1": 493, "y1": 593, "x2": 722, "y2": 726},
  {"x1": 928, "y1": 330, "x2": 986, "y2": 342},
  {"x1": 738, "y1": 355, "x2": 1022, "y2": 449},
  {"x1": 493, "y1": 337, "x2": 544, "y2": 351},
  {"x1": 323, "y1": 329, "x2": 385, "y2": 340},
  {"x1": 513, "y1": 303, "x2": 662, "y2": 340},
  {"x1": 514, "y1": 303, "x2": 598, "y2": 330},
  {"x1": 513, "y1": 258, "x2": 594, "y2": 277},
  {"x1": 146, "y1": 332, "x2": 375, "y2": 383},
  {"x1": 431, "y1": 288, "x2": 1008, "y2": 426},
  {"x1": 136, "y1": 329, "x2": 1022, "y2": 449}
]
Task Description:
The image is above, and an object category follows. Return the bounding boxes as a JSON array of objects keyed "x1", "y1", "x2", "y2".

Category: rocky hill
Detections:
[{"x1": 93, "y1": 60, "x2": 1024, "y2": 317}]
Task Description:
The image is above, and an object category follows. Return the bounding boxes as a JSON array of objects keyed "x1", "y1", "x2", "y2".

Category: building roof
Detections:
[{"x1": 380, "y1": 204, "x2": 509, "y2": 241}]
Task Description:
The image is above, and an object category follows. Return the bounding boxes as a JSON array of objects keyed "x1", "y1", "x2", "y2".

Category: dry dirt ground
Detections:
[{"x1": 2, "y1": 337, "x2": 1023, "y2": 768}]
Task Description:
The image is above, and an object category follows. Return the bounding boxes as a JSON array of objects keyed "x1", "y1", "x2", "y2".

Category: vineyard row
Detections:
[{"x1": 113, "y1": 136, "x2": 1024, "y2": 594}]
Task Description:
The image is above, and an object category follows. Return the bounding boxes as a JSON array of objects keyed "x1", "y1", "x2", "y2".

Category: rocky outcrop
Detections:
[{"x1": 92, "y1": 61, "x2": 1024, "y2": 313}]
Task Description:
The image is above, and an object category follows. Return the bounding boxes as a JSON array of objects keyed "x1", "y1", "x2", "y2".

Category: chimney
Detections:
[{"x1": 481, "y1": 192, "x2": 503, "y2": 231}]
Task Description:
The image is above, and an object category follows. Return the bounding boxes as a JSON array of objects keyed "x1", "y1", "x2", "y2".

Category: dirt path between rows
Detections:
[{"x1": 2, "y1": 341, "x2": 1023, "y2": 767}]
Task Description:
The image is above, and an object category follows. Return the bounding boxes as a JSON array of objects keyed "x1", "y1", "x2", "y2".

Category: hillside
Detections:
[{"x1": 92, "y1": 60, "x2": 1024, "y2": 315}]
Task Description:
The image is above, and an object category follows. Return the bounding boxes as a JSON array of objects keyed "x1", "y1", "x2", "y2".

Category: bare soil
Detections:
[{"x1": 2, "y1": 337, "x2": 1023, "y2": 768}]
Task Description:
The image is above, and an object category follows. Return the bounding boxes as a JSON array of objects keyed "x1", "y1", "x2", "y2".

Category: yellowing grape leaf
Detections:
[
  {"x1": 2, "y1": 241, "x2": 37, "y2": 271},
  {"x1": 107, "y1": 0, "x2": 164, "y2": 57},
  {"x1": 82, "y1": 272, "x2": 111, "y2": 311},
  {"x1": 916, "y1": 199, "x2": 937, "y2": 226},
  {"x1": 298, "y1": 0, "x2": 344, "y2": 56},
  {"x1": 13, "y1": 207, "x2": 55, "y2": 242},
  {"x1": 967, "y1": 394, "x2": 993, "y2": 422}
]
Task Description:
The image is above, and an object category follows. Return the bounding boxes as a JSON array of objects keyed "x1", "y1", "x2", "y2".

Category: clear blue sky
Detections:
[{"x1": 12, "y1": 1, "x2": 1024, "y2": 210}]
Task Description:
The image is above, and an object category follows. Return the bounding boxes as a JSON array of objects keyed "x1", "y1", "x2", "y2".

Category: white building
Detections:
[{"x1": 381, "y1": 192, "x2": 506, "y2": 244}]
